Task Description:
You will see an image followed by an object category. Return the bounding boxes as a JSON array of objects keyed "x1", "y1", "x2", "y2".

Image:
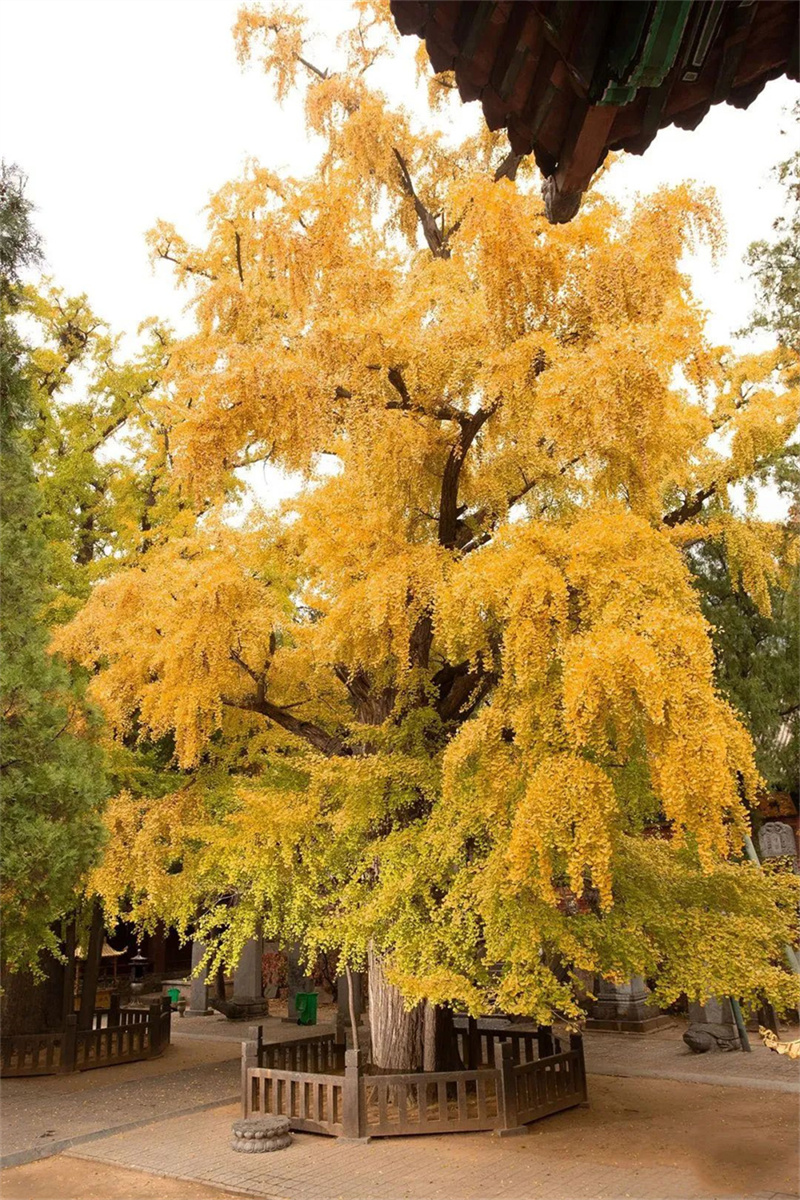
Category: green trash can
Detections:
[{"x1": 295, "y1": 992, "x2": 318, "y2": 1026}]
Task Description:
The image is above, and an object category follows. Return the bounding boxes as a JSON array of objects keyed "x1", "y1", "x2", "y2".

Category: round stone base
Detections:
[{"x1": 231, "y1": 1116, "x2": 292, "y2": 1153}]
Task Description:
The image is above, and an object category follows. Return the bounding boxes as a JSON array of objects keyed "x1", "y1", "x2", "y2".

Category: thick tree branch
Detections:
[
  {"x1": 494, "y1": 151, "x2": 524, "y2": 183},
  {"x1": 386, "y1": 367, "x2": 467, "y2": 424},
  {"x1": 234, "y1": 231, "x2": 245, "y2": 284},
  {"x1": 393, "y1": 149, "x2": 459, "y2": 260},
  {"x1": 663, "y1": 483, "x2": 717, "y2": 527},
  {"x1": 439, "y1": 403, "x2": 498, "y2": 549},
  {"x1": 228, "y1": 650, "x2": 350, "y2": 755}
]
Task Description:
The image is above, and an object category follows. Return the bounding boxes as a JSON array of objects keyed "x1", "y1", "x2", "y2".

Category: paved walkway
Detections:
[{"x1": 0, "y1": 1016, "x2": 336, "y2": 1168}]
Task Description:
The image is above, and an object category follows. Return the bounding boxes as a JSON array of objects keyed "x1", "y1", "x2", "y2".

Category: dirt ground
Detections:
[
  {"x1": 528, "y1": 1073, "x2": 799, "y2": 1197},
  {"x1": 0, "y1": 1156, "x2": 244, "y2": 1200},
  {"x1": 2, "y1": 1073, "x2": 797, "y2": 1200}
]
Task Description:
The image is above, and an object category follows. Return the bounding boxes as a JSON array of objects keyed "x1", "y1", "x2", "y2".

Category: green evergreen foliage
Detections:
[
  {"x1": 690, "y1": 542, "x2": 798, "y2": 793},
  {"x1": 743, "y1": 103, "x2": 800, "y2": 357},
  {"x1": 1, "y1": 164, "x2": 107, "y2": 970},
  {"x1": 693, "y1": 115, "x2": 800, "y2": 797}
]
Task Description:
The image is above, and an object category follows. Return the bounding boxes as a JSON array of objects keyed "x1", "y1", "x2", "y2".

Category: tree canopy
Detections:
[{"x1": 53, "y1": 4, "x2": 799, "y2": 1022}]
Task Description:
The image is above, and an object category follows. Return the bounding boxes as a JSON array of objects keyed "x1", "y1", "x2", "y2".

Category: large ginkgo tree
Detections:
[{"x1": 56, "y1": 3, "x2": 798, "y2": 1069}]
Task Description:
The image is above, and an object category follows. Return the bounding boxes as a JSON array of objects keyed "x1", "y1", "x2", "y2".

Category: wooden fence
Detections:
[
  {"x1": 453, "y1": 1018, "x2": 562, "y2": 1068},
  {"x1": 242, "y1": 1023, "x2": 586, "y2": 1139},
  {"x1": 1, "y1": 996, "x2": 172, "y2": 1077}
]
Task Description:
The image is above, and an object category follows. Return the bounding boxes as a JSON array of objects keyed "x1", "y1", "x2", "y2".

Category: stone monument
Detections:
[
  {"x1": 231, "y1": 933, "x2": 268, "y2": 1019},
  {"x1": 758, "y1": 821, "x2": 797, "y2": 865},
  {"x1": 187, "y1": 940, "x2": 213, "y2": 1017},
  {"x1": 586, "y1": 975, "x2": 671, "y2": 1033},
  {"x1": 683, "y1": 997, "x2": 741, "y2": 1053}
]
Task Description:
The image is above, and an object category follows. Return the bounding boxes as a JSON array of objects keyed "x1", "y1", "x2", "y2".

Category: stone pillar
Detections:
[
  {"x1": 586, "y1": 975, "x2": 671, "y2": 1033},
  {"x1": 684, "y1": 997, "x2": 741, "y2": 1053},
  {"x1": 187, "y1": 940, "x2": 212, "y2": 1016},
  {"x1": 232, "y1": 934, "x2": 267, "y2": 1018}
]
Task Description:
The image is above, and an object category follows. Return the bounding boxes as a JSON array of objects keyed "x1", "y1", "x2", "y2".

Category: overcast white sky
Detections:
[{"x1": 1, "y1": 0, "x2": 797, "y2": 509}]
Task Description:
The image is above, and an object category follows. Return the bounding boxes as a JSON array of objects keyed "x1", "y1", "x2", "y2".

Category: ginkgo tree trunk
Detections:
[{"x1": 56, "y1": 2, "x2": 799, "y2": 1071}]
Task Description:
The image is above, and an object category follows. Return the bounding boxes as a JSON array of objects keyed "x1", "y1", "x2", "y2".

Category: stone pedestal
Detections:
[
  {"x1": 232, "y1": 934, "x2": 267, "y2": 1019},
  {"x1": 684, "y1": 997, "x2": 741, "y2": 1053},
  {"x1": 585, "y1": 976, "x2": 671, "y2": 1033},
  {"x1": 231, "y1": 1116, "x2": 292, "y2": 1153},
  {"x1": 187, "y1": 940, "x2": 213, "y2": 1016}
]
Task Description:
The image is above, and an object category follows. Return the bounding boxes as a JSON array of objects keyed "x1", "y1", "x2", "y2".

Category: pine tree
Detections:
[{"x1": 0, "y1": 164, "x2": 107, "y2": 971}]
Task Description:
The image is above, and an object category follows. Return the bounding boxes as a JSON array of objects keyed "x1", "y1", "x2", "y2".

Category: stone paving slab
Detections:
[{"x1": 582, "y1": 1028, "x2": 800, "y2": 1094}]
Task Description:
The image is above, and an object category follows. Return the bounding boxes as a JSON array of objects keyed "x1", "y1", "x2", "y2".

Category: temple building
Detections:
[{"x1": 390, "y1": 1, "x2": 799, "y2": 221}]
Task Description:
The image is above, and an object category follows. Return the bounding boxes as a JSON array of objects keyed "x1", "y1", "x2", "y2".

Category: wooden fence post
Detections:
[
  {"x1": 161, "y1": 994, "x2": 172, "y2": 1049},
  {"x1": 570, "y1": 1032, "x2": 588, "y2": 1102},
  {"x1": 61, "y1": 1014, "x2": 77, "y2": 1074},
  {"x1": 466, "y1": 1016, "x2": 481, "y2": 1069},
  {"x1": 241, "y1": 1027, "x2": 260, "y2": 1117},
  {"x1": 107, "y1": 993, "x2": 120, "y2": 1027},
  {"x1": 148, "y1": 1001, "x2": 162, "y2": 1056},
  {"x1": 537, "y1": 1024, "x2": 554, "y2": 1059},
  {"x1": 340, "y1": 1047, "x2": 367, "y2": 1141},
  {"x1": 494, "y1": 1040, "x2": 525, "y2": 1136}
]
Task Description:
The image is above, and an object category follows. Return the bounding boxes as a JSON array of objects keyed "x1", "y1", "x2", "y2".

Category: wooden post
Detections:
[
  {"x1": 107, "y1": 993, "x2": 120, "y2": 1027},
  {"x1": 340, "y1": 1047, "x2": 367, "y2": 1141},
  {"x1": 570, "y1": 1032, "x2": 588, "y2": 1102},
  {"x1": 495, "y1": 1041, "x2": 525, "y2": 1136},
  {"x1": 61, "y1": 919, "x2": 77, "y2": 1026},
  {"x1": 241, "y1": 1027, "x2": 260, "y2": 1117},
  {"x1": 161, "y1": 993, "x2": 172, "y2": 1047},
  {"x1": 61, "y1": 1014, "x2": 77, "y2": 1074},
  {"x1": 537, "y1": 1024, "x2": 554, "y2": 1059},
  {"x1": 78, "y1": 901, "x2": 104, "y2": 1031},
  {"x1": 152, "y1": 922, "x2": 166, "y2": 977},
  {"x1": 466, "y1": 1016, "x2": 481, "y2": 1069},
  {"x1": 148, "y1": 1001, "x2": 162, "y2": 1056}
]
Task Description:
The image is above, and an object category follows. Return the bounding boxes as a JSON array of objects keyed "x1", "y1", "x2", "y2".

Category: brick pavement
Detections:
[{"x1": 63, "y1": 1087, "x2": 793, "y2": 1200}]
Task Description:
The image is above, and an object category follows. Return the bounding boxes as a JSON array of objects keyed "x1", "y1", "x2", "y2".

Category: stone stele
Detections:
[
  {"x1": 758, "y1": 821, "x2": 797, "y2": 861},
  {"x1": 231, "y1": 1116, "x2": 292, "y2": 1153}
]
